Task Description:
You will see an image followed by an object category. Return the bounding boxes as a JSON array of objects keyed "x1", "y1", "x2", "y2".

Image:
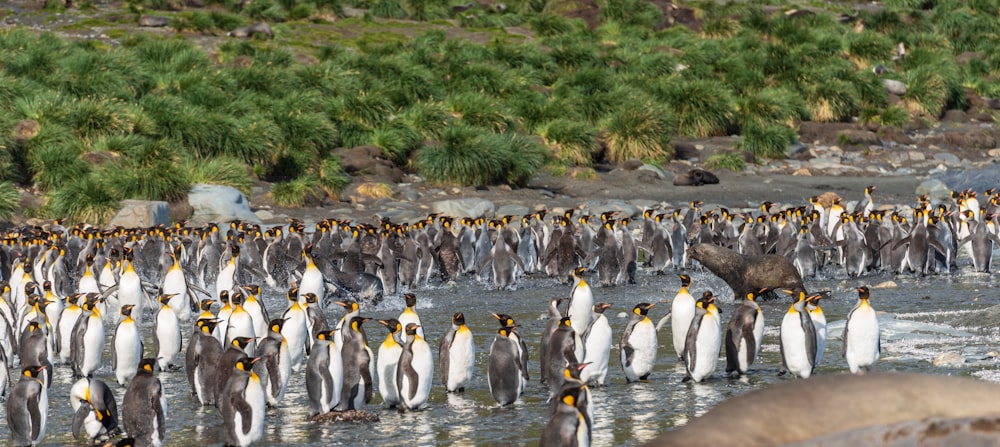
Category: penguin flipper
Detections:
[
  {"x1": 27, "y1": 384, "x2": 43, "y2": 440},
  {"x1": 621, "y1": 344, "x2": 635, "y2": 368},
  {"x1": 724, "y1": 327, "x2": 739, "y2": 374},
  {"x1": 233, "y1": 397, "x2": 254, "y2": 434},
  {"x1": 71, "y1": 402, "x2": 89, "y2": 439},
  {"x1": 111, "y1": 330, "x2": 118, "y2": 371}
]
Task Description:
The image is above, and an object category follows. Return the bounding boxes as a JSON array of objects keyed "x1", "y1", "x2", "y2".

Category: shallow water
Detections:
[{"x1": 4, "y1": 268, "x2": 1000, "y2": 446}]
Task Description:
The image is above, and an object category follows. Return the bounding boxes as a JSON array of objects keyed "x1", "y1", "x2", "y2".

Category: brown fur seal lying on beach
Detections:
[
  {"x1": 672, "y1": 169, "x2": 720, "y2": 186},
  {"x1": 687, "y1": 243, "x2": 804, "y2": 299},
  {"x1": 644, "y1": 373, "x2": 1000, "y2": 447}
]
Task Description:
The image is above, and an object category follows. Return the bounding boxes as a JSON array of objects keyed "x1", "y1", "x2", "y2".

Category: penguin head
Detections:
[
  {"x1": 198, "y1": 318, "x2": 222, "y2": 333},
  {"x1": 403, "y1": 293, "x2": 417, "y2": 308},
  {"x1": 857, "y1": 286, "x2": 871, "y2": 300},
  {"x1": 492, "y1": 313, "x2": 515, "y2": 327},
  {"x1": 158, "y1": 294, "x2": 176, "y2": 306},
  {"x1": 452, "y1": 312, "x2": 466, "y2": 326},
  {"x1": 696, "y1": 292, "x2": 717, "y2": 312},
  {"x1": 287, "y1": 287, "x2": 299, "y2": 302},
  {"x1": 235, "y1": 356, "x2": 260, "y2": 372},
  {"x1": 219, "y1": 290, "x2": 230, "y2": 304},
  {"x1": 230, "y1": 292, "x2": 244, "y2": 306},
  {"x1": 350, "y1": 316, "x2": 371, "y2": 332},
  {"x1": 316, "y1": 329, "x2": 337, "y2": 341},
  {"x1": 269, "y1": 318, "x2": 288, "y2": 333},
  {"x1": 633, "y1": 302, "x2": 655, "y2": 316},
  {"x1": 594, "y1": 302, "x2": 611, "y2": 313},
  {"x1": 121, "y1": 304, "x2": 135, "y2": 317},
  {"x1": 404, "y1": 323, "x2": 421, "y2": 336},
  {"x1": 378, "y1": 319, "x2": 402, "y2": 333},
  {"x1": 573, "y1": 267, "x2": 586, "y2": 278},
  {"x1": 679, "y1": 274, "x2": 691, "y2": 288},
  {"x1": 498, "y1": 326, "x2": 517, "y2": 337},
  {"x1": 233, "y1": 336, "x2": 255, "y2": 349},
  {"x1": 138, "y1": 358, "x2": 157, "y2": 373},
  {"x1": 303, "y1": 293, "x2": 319, "y2": 305},
  {"x1": 243, "y1": 284, "x2": 261, "y2": 297},
  {"x1": 337, "y1": 300, "x2": 359, "y2": 313},
  {"x1": 199, "y1": 299, "x2": 215, "y2": 312},
  {"x1": 22, "y1": 364, "x2": 46, "y2": 379},
  {"x1": 27, "y1": 321, "x2": 42, "y2": 332},
  {"x1": 559, "y1": 317, "x2": 572, "y2": 328},
  {"x1": 559, "y1": 385, "x2": 581, "y2": 407},
  {"x1": 564, "y1": 362, "x2": 590, "y2": 380}
]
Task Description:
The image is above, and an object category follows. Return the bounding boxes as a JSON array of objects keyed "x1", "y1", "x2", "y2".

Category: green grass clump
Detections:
[
  {"x1": 735, "y1": 122, "x2": 797, "y2": 159},
  {"x1": 600, "y1": 103, "x2": 674, "y2": 163},
  {"x1": 46, "y1": 174, "x2": 120, "y2": 224},
  {"x1": 651, "y1": 78, "x2": 734, "y2": 138},
  {"x1": 271, "y1": 175, "x2": 320, "y2": 208},
  {"x1": 182, "y1": 156, "x2": 254, "y2": 198},
  {"x1": 0, "y1": 182, "x2": 20, "y2": 219},
  {"x1": 704, "y1": 152, "x2": 746, "y2": 172},
  {"x1": 537, "y1": 118, "x2": 597, "y2": 167},
  {"x1": 317, "y1": 157, "x2": 351, "y2": 199},
  {"x1": 414, "y1": 125, "x2": 504, "y2": 187}
]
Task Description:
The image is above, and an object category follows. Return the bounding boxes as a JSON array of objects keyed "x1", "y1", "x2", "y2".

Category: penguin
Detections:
[
  {"x1": 306, "y1": 329, "x2": 343, "y2": 416},
  {"x1": 117, "y1": 253, "x2": 147, "y2": 321},
  {"x1": 683, "y1": 292, "x2": 722, "y2": 383},
  {"x1": 224, "y1": 291, "x2": 257, "y2": 354},
  {"x1": 491, "y1": 313, "x2": 530, "y2": 386},
  {"x1": 376, "y1": 319, "x2": 403, "y2": 408},
  {"x1": 338, "y1": 316, "x2": 374, "y2": 411},
  {"x1": 122, "y1": 359, "x2": 166, "y2": 447},
  {"x1": 216, "y1": 290, "x2": 234, "y2": 345},
  {"x1": 843, "y1": 286, "x2": 880, "y2": 374},
  {"x1": 279, "y1": 287, "x2": 308, "y2": 373},
  {"x1": 215, "y1": 243, "x2": 239, "y2": 301},
  {"x1": 488, "y1": 326, "x2": 523, "y2": 406},
  {"x1": 540, "y1": 384, "x2": 589, "y2": 447},
  {"x1": 670, "y1": 274, "x2": 696, "y2": 360},
  {"x1": 17, "y1": 320, "x2": 52, "y2": 388},
  {"x1": 621, "y1": 302, "x2": 657, "y2": 382},
  {"x1": 302, "y1": 292, "x2": 328, "y2": 342},
  {"x1": 70, "y1": 377, "x2": 120, "y2": 443},
  {"x1": 160, "y1": 246, "x2": 192, "y2": 323},
  {"x1": 333, "y1": 299, "x2": 359, "y2": 349},
  {"x1": 154, "y1": 294, "x2": 183, "y2": 371},
  {"x1": 725, "y1": 289, "x2": 765, "y2": 378},
  {"x1": 540, "y1": 297, "x2": 568, "y2": 384},
  {"x1": 215, "y1": 336, "x2": 256, "y2": 410},
  {"x1": 567, "y1": 267, "x2": 593, "y2": 334},
  {"x1": 580, "y1": 303, "x2": 612, "y2": 387},
  {"x1": 0, "y1": 348, "x2": 7, "y2": 399},
  {"x1": 545, "y1": 317, "x2": 580, "y2": 396},
  {"x1": 397, "y1": 322, "x2": 433, "y2": 411},
  {"x1": 111, "y1": 304, "x2": 144, "y2": 387},
  {"x1": 298, "y1": 246, "x2": 326, "y2": 308},
  {"x1": 241, "y1": 285, "x2": 270, "y2": 343},
  {"x1": 220, "y1": 356, "x2": 266, "y2": 447},
  {"x1": 6, "y1": 365, "x2": 48, "y2": 447},
  {"x1": 439, "y1": 312, "x2": 475, "y2": 393},
  {"x1": 807, "y1": 291, "x2": 829, "y2": 367},
  {"x1": 186, "y1": 318, "x2": 224, "y2": 406},
  {"x1": 397, "y1": 293, "x2": 424, "y2": 342},
  {"x1": 71, "y1": 294, "x2": 104, "y2": 378},
  {"x1": 254, "y1": 318, "x2": 291, "y2": 407},
  {"x1": 779, "y1": 291, "x2": 817, "y2": 379}
]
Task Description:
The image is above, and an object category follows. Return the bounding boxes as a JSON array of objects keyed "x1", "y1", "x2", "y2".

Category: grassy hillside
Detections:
[{"x1": 0, "y1": 0, "x2": 998, "y2": 222}]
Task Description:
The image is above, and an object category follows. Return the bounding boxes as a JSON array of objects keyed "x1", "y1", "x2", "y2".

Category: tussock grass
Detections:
[
  {"x1": 600, "y1": 103, "x2": 674, "y2": 163},
  {"x1": 0, "y1": 182, "x2": 20, "y2": 219},
  {"x1": 704, "y1": 152, "x2": 746, "y2": 172}
]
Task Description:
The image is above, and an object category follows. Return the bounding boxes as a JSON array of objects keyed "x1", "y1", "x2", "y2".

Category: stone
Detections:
[
  {"x1": 228, "y1": 22, "x2": 274, "y2": 39},
  {"x1": 915, "y1": 179, "x2": 951, "y2": 203},
  {"x1": 941, "y1": 109, "x2": 969, "y2": 123},
  {"x1": 932, "y1": 164, "x2": 1000, "y2": 193},
  {"x1": 882, "y1": 78, "x2": 907, "y2": 95},
  {"x1": 933, "y1": 152, "x2": 960, "y2": 164},
  {"x1": 188, "y1": 184, "x2": 261, "y2": 225},
  {"x1": 401, "y1": 190, "x2": 421, "y2": 202},
  {"x1": 837, "y1": 130, "x2": 881, "y2": 146},
  {"x1": 254, "y1": 209, "x2": 275, "y2": 221},
  {"x1": 432, "y1": 198, "x2": 495, "y2": 218},
  {"x1": 138, "y1": 16, "x2": 169, "y2": 27},
  {"x1": 989, "y1": 148, "x2": 1000, "y2": 158},
  {"x1": 637, "y1": 164, "x2": 669, "y2": 179},
  {"x1": 620, "y1": 159, "x2": 644, "y2": 170},
  {"x1": 496, "y1": 204, "x2": 530, "y2": 217},
  {"x1": 109, "y1": 200, "x2": 170, "y2": 228},
  {"x1": 932, "y1": 352, "x2": 965, "y2": 367},
  {"x1": 872, "y1": 280, "x2": 897, "y2": 289},
  {"x1": 673, "y1": 142, "x2": 699, "y2": 160},
  {"x1": 792, "y1": 168, "x2": 811, "y2": 176},
  {"x1": 785, "y1": 140, "x2": 808, "y2": 157},
  {"x1": 908, "y1": 151, "x2": 926, "y2": 161}
]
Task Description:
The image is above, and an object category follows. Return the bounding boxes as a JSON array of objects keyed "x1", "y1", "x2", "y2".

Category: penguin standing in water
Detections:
[
  {"x1": 225, "y1": 292, "x2": 257, "y2": 354},
  {"x1": 683, "y1": 292, "x2": 722, "y2": 383},
  {"x1": 55, "y1": 292, "x2": 83, "y2": 365},
  {"x1": 670, "y1": 275, "x2": 696, "y2": 360},
  {"x1": 333, "y1": 300, "x2": 360, "y2": 349},
  {"x1": 71, "y1": 294, "x2": 104, "y2": 378},
  {"x1": 241, "y1": 285, "x2": 270, "y2": 343},
  {"x1": 376, "y1": 319, "x2": 403, "y2": 408},
  {"x1": 439, "y1": 312, "x2": 475, "y2": 393},
  {"x1": 580, "y1": 303, "x2": 612, "y2": 387},
  {"x1": 540, "y1": 297, "x2": 568, "y2": 384},
  {"x1": 18, "y1": 321, "x2": 52, "y2": 388},
  {"x1": 338, "y1": 316, "x2": 374, "y2": 411},
  {"x1": 545, "y1": 317, "x2": 580, "y2": 397},
  {"x1": 397, "y1": 293, "x2": 424, "y2": 342},
  {"x1": 154, "y1": 294, "x2": 183, "y2": 371},
  {"x1": 112, "y1": 304, "x2": 144, "y2": 387},
  {"x1": 621, "y1": 302, "x2": 657, "y2": 382},
  {"x1": 540, "y1": 384, "x2": 590, "y2": 447},
  {"x1": 779, "y1": 292, "x2": 817, "y2": 379},
  {"x1": 807, "y1": 291, "x2": 829, "y2": 367},
  {"x1": 488, "y1": 326, "x2": 524, "y2": 406},
  {"x1": 70, "y1": 377, "x2": 120, "y2": 443},
  {"x1": 397, "y1": 323, "x2": 433, "y2": 411},
  {"x1": 254, "y1": 318, "x2": 291, "y2": 407},
  {"x1": 843, "y1": 286, "x2": 880, "y2": 374},
  {"x1": 6, "y1": 365, "x2": 48, "y2": 447},
  {"x1": 725, "y1": 289, "x2": 764, "y2": 378},
  {"x1": 122, "y1": 359, "x2": 166, "y2": 447},
  {"x1": 280, "y1": 288, "x2": 308, "y2": 373},
  {"x1": 220, "y1": 356, "x2": 266, "y2": 447},
  {"x1": 491, "y1": 313, "x2": 530, "y2": 386},
  {"x1": 186, "y1": 318, "x2": 223, "y2": 406},
  {"x1": 306, "y1": 330, "x2": 343, "y2": 416},
  {"x1": 215, "y1": 337, "x2": 256, "y2": 410},
  {"x1": 567, "y1": 268, "x2": 593, "y2": 337}
]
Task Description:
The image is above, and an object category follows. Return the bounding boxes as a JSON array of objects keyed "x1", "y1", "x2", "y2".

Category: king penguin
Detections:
[
  {"x1": 779, "y1": 291, "x2": 817, "y2": 379},
  {"x1": 6, "y1": 365, "x2": 48, "y2": 447},
  {"x1": 215, "y1": 336, "x2": 256, "y2": 410},
  {"x1": 843, "y1": 286, "x2": 880, "y2": 374},
  {"x1": 540, "y1": 297, "x2": 568, "y2": 384},
  {"x1": 254, "y1": 318, "x2": 291, "y2": 407},
  {"x1": 621, "y1": 302, "x2": 657, "y2": 382},
  {"x1": 376, "y1": 319, "x2": 403, "y2": 408},
  {"x1": 397, "y1": 322, "x2": 433, "y2": 411},
  {"x1": 683, "y1": 292, "x2": 722, "y2": 383},
  {"x1": 122, "y1": 358, "x2": 166, "y2": 447},
  {"x1": 69, "y1": 377, "x2": 120, "y2": 443},
  {"x1": 545, "y1": 317, "x2": 580, "y2": 397},
  {"x1": 186, "y1": 318, "x2": 224, "y2": 406},
  {"x1": 220, "y1": 356, "x2": 266, "y2": 447},
  {"x1": 154, "y1": 294, "x2": 183, "y2": 371},
  {"x1": 280, "y1": 287, "x2": 308, "y2": 373},
  {"x1": 112, "y1": 304, "x2": 144, "y2": 387},
  {"x1": 567, "y1": 267, "x2": 593, "y2": 337},
  {"x1": 670, "y1": 274, "x2": 696, "y2": 360},
  {"x1": 439, "y1": 312, "x2": 475, "y2": 393},
  {"x1": 224, "y1": 291, "x2": 257, "y2": 354},
  {"x1": 338, "y1": 316, "x2": 374, "y2": 411},
  {"x1": 488, "y1": 326, "x2": 523, "y2": 406},
  {"x1": 397, "y1": 293, "x2": 425, "y2": 342},
  {"x1": 71, "y1": 294, "x2": 104, "y2": 378},
  {"x1": 491, "y1": 313, "x2": 530, "y2": 386},
  {"x1": 55, "y1": 293, "x2": 83, "y2": 365},
  {"x1": 807, "y1": 291, "x2": 829, "y2": 366},
  {"x1": 725, "y1": 289, "x2": 764, "y2": 378},
  {"x1": 306, "y1": 329, "x2": 343, "y2": 416},
  {"x1": 580, "y1": 303, "x2": 612, "y2": 387},
  {"x1": 540, "y1": 384, "x2": 590, "y2": 447}
]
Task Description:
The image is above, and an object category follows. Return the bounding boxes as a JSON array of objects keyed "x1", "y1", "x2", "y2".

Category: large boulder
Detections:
[
  {"x1": 930, "y1": 164, "x2": 1000, "y2": 194},
  {"x1": 109, "y1": 200, "x2": 170, "y2": 228},
  {"x1": 188, "y1": 184, "x2": 261, "y2": 225},
  {"x1": 432, "y1": 198, "x2": 495, "y2": 218}
]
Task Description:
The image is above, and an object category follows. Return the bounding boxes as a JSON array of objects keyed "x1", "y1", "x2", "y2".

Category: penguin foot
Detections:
[{"x1": 681, "y1": 376, "x2": 692, "y2": 383}]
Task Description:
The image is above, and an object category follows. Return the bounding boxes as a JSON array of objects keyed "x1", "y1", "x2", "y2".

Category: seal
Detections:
[
  {"x1": 643, "y1": 372, "x2": 1000, "y2": 447},
  {"x1": 687, "y1": 243, "x2": 805, "y2": 299},
  {"x1": 672, "y1": 169, "x2": 720, "y2": 186}
]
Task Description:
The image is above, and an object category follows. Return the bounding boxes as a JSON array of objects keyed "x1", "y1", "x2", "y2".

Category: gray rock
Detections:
[
  {"x1": 915, "y1": 179, "x2": 951, "y2": 203},
  {"x1": 496, "y1": 204, "x2": 530, "y2": 217},
  {"x1": 432, "y1": 198, "x2": 495, "y2": 218},
  {"x1": 188, "y1": 183, "x2": 261, "y2": 225},
  {"x1": 931, "y1": 164, "x2": 1000, "y2": 193},
  {"x1": 138, "y1": 16, "x2": 169, "y2": 27},
  {"x1": 401, "y1": 190, "x2": 421, "y2": 202},
  {"x1": 933, "y1": 152, "x2": 960, "y2": 164},
  {"x1": 786, "y1": 140, "x2": 808, "y2": 157},
  {"x1": 254, "y1": 209, "x2": 276, "y2": 221},
  {"x1": 637, "y1": 164, "x2": 669, "y2": 179},
  {"x1": 229, "y1": 22, "x2": 274, "y2": 39},
  {"x1": 882, "y1": 79, "x2": 907, "y2": 95},
  {"x1": 908, "y1": 151, "x2": 926, "y2": 161},
  {"x1": 109, "y1": 200, "x2": 170, "y2": 228}
]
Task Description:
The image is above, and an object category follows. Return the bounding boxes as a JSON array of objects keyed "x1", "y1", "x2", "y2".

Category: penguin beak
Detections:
[{"x1": 490, "y1": 313, "x2": 501, "y2": 320}]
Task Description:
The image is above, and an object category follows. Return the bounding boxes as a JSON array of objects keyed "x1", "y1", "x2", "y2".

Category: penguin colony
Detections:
[{"x1": 0, "y1": 184, "x2": 993, "y2": 446}]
